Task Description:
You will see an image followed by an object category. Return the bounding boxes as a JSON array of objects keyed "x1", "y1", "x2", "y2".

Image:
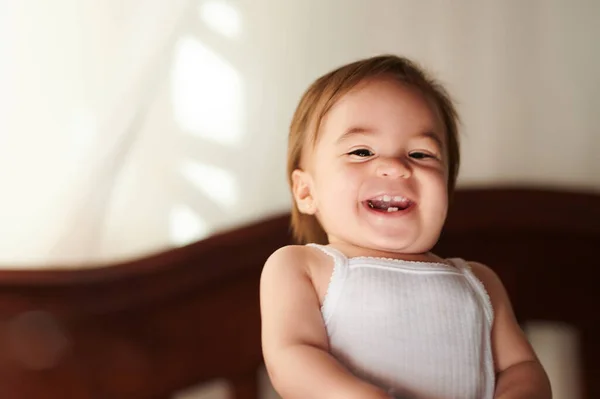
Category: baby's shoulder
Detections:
[
  {"x1": 461, "y1": 260, "x2": 509, "y2": 308},
  {"x1": 261, "y1": 245, "x2": 333, "y2": 295},
  {"x1": 464, "y1": 261, "x2": 499, "y2": 283},
  {"x1": 263, "y1": 245, "x2": 327, "y2": 273},
  {"x1": 266, "y1": 244, "x2": 313, "y2": 262}
]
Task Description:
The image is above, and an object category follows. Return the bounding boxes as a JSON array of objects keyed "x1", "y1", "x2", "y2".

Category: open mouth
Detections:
[{"x1": 364, "y1": 194, "x2": 414, "y2": 213}]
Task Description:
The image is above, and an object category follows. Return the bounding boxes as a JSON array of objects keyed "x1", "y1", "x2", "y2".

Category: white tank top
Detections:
[{"x1": 309, "y1": 244, "x2": 495, "y2": 399}]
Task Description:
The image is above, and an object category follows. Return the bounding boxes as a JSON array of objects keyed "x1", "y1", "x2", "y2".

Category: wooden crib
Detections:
[{"x1": 0, "y1": 188, "x2": 598, "y2": 399}]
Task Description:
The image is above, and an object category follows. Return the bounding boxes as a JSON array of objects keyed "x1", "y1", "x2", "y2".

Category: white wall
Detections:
[{"x1": 0, "y1": 0, "x2": 598, "y2": 265}]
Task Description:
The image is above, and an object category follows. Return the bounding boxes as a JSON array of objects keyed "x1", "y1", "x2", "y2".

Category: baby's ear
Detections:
[{"x1": 291, "y1": 169, "x2": 316, "y2": 215}]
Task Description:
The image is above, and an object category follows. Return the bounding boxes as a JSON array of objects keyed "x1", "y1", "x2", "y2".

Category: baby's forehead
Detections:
[
  {"x1": 318, "y1": 79, "x2": 445, "y2": 140},
  {"x1": 334, "y1": 78, "x2": 437, "y2": 112}
]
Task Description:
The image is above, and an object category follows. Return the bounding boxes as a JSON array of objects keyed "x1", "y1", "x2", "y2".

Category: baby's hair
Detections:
[{"x1": 287, "y1": 54, "x2": 460, "y2": 245}]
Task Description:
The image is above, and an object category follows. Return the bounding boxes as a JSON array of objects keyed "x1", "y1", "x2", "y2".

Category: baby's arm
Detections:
[
  {"x1": 260, "y1": 246, "x2": 391, "y2": 399},
  {"x1": 470, "y1": 262, "x2": 552, "y2": 399}
]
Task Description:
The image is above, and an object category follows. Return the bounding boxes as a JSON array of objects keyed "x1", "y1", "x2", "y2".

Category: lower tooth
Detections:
[{"x1": 387, "y1": 207, "x2": 399, "y2": 212}]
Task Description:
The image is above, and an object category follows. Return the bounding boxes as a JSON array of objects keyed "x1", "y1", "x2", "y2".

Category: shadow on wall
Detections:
[{"x1": 168, "y1": 0, "x2": 245, "y2": 246}]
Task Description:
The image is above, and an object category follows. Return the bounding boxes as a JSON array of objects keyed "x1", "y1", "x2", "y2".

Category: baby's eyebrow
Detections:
[
  {"x1": 336, "y1": 126, "x2": 376, "y2": 144},
  {"x1": 416, "y1": 131, "x2": 444, "y2": 151}
]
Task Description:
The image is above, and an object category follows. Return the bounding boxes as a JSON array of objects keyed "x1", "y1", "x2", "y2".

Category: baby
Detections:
[{"x1": 260, "y1": 55, "x2": 551, "y2": 399}]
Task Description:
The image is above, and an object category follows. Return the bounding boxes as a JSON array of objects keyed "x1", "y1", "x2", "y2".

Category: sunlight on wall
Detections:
[
  {"x1": 169, "y1": 204, "x2": 210, "y2": 246},
  {"x1": 167, "y1": 2, "x2": 245, "y2": 249},
  {"x1": 198, "y1": 0, "x2": 241, "y2": 39},
  {"x1": 179, "y1": 160, "x2": 239, "y2": 210},
  {"x1": 170, "y1": 35, "x2": 243, "y2": 146}
]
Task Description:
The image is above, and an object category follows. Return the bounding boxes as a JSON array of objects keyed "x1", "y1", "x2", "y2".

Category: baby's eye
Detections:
[
  {"x1": 409, "y1": 151, "x2": 435, "y2": 160},
  {"x1": 348, "y1": 149, "x2": 374, "y2": 157}
]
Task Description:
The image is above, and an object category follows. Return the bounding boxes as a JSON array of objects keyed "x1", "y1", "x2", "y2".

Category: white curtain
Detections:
[{"x1": 0, "y1": 0, "x2": 192, "y2": 266}]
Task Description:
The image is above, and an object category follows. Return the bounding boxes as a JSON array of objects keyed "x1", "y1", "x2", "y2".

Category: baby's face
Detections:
[{"x1": 299, "y1": 77, "x2": 449, "y2": 254}]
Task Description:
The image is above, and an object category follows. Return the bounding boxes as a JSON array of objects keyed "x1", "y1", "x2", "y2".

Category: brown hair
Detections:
[{"x1": 287, "y1": 54, "x2": 460, "y2": 244}]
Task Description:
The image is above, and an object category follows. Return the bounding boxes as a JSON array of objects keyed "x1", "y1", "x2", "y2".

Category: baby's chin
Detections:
[
  {"x1": 346, "y1": 235, "x2": 437, "y2": 256},
  {"x1": 368, "y1": 241, "x2": 435, "y2": 256}
]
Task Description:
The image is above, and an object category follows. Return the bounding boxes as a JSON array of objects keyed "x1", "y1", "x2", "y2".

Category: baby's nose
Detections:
[{"x1": 376, "y1": 158, "x2": 411, "y2": 179}]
